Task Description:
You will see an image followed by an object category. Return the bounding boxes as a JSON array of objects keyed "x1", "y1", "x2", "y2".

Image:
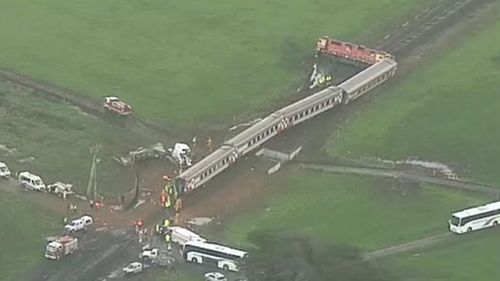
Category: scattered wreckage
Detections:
[{"x1": 114, "y1": 142, "x2": 193, "y2": 168}]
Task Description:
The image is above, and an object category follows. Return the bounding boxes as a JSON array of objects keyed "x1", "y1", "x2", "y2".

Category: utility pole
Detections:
[{"x1": 86, "y1": 144, "x2": 101, "y2": 201}]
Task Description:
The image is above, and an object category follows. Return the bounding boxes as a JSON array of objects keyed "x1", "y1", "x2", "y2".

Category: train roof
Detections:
[
  {"x1": 224, "y1": 115, "x2": 280, "y2": 146},
  {"x1": 338, "y1": 58, "x2": 397, "y2": 93},
  {"x1": 275, "y1": 86, "x2": 342, "y2": 116},
  {"x1": 177, "y1": 146, "x2": 234, "y2": 179},
  {"x1": 452, "y1": 201, "x2": 500, "y2": 218}
]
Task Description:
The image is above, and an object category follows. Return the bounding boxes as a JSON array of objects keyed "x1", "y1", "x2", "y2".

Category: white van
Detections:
[
  {"x1": 18, "y1": 171, "x2": 46, "y2": 191},
  {"x1": 169, "y1": 226, "x2": 206, "y2": 246},
  {"x1": 0, "y1": 162, "x2": 11, "y2": 179}
]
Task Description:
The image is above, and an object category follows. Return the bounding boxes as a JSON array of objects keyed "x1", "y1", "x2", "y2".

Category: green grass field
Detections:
[
  {"x1": 0, "y1": 191, "x2": 58, "y2": 281},
  {"x1": 0, "y1": 0, "x2": 431, "y2": 127},
  {"x1": 224, "y1": 169, "x2": 485, "y2": 250},
  {"x1": 327, "y1": 15, "x2": 500, "y2": 185},
  {"x1": 0, "y1": 80, "x2": 151, "y2": 195},
  {"x1": 384, "y1": 230, "x2": 500, "y2": 281}
]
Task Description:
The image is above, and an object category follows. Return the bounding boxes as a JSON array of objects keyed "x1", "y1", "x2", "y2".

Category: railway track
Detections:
[
  {"x1": 363, "y1": 233, "x2": 455, "y2": 260},
  {"x1": 298, "y1": 162, "x2": 500, "y2": 198},
  {"x1": 379, "y1": 0, "x2": 491, "y2": 55}
]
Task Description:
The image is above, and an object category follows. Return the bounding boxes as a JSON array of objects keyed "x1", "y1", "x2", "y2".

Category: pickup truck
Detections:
[{"x1": 64, "y1": 215, "x2": 93, "y2": 233}]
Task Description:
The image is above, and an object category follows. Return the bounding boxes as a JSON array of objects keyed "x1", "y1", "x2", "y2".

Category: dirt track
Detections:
[
  {"x1": 364, "y1": 233, "x2": 455, "y2": 260},
  {"x1": 298, "y1": 162, "x2": 500, "y2": 198}
]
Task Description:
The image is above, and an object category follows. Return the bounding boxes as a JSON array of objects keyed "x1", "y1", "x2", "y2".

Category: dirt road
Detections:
[
  {"x1": 363, "y1": 232, "x2": 455, "y2": 260},
  {"x1": 298, "y1": 162, "x2": 500, "y2": 197}
]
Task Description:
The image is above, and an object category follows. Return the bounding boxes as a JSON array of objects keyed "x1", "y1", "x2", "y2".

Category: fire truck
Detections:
[
  {"x1": 103, "y1": 96, "x2": 133, "y2": 115},
  {"x1": 45, "y1": 236, "x2": 79, "y2": 260},
  {"x1": 316, "y1": 37, "x2": 394, "y2": 65}
]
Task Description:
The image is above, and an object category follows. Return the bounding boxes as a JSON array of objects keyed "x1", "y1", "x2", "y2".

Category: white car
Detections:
[
  {"x1": 204, "y1": 272, "x2": 227, "y2": 281},
  {"x1": 18, "y1": 171, "x2": 46, "y2": 191},
  {"x1": 64, "y1": 215, "x2": 93, "y2": 233},
  {"x1": 139, "y1": 247, "x2": 159, "y2": 260},
  {"x1": 0, "y1": 162, "x2": 11, "y2": 179},
  {"x1": 122, "y1": 262, "x2": 143, "y2": 275}
]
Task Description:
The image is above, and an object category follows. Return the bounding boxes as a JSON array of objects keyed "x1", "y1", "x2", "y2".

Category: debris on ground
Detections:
[
  {"x1": 113, "y1": 143, "x2": 168, "y2": 167},
  {"x1": 187, "y1": 217, "x2": 214, "y2": 226}
]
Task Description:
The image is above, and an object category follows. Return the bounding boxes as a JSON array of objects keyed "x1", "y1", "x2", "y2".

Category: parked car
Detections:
[
  {"x1": 122, "y1": 262, "x2": 143, "y2": 275},
  {"x1": 0, "y1": 162, "x2": 11, "y2": 179},
  {"x1": 204, "y1": 272, "x2": 227, "y2": 281},
  {"x1": 18, "y1": 171, "x2": 46, "y2": 191}
]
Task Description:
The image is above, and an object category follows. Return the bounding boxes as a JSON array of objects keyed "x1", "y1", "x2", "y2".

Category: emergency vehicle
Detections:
[{"x1": 45, "y1": 236, "x2": 78, "y2": 260}]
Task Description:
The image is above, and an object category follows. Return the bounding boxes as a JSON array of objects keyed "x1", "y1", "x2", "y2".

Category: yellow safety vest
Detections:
[
  {"x1": 165, "y1": 234, "x2": 171, "y2": 242},
  {"x1": 163, "y1": 219, "x2": 170, "y2": 228}
]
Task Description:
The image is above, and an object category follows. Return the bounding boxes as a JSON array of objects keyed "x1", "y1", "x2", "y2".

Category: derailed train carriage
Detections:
[{"x1": 174, "y1": 58, "x2": 397, "y2": 194}]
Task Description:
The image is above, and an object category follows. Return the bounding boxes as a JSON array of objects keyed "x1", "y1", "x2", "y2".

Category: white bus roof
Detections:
[
  {"x1": 184, "y1": 241, "x2": 247, "y2": 258},
  {"x1": 19, "y1": 171, "x2": 42, "y2": 180},
  {"x1": 452, "y1": 201, "x2": 500, "y2": 218},
  {"x1": 170, "y1": 226, "x2": 205, "y2": 239}
]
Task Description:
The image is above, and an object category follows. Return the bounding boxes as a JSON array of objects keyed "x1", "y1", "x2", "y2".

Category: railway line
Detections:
[
  {"x1": 172, "y1": 0, "x2": 493, "y2": 195},
  {"x1": 297, "y1": 162, "x2": 500, "y2": 198}
]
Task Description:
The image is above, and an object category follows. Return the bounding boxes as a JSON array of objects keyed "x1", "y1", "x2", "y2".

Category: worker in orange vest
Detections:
[
  {"x1": 174, "y1": 198, "x2": 182, "y2": 213},
  {"x1": 207, "y1": 137, "x2": 213, "y2": 152},
  {"x1": 164, "y1": 194, "x2": 171, "y2": 209}
]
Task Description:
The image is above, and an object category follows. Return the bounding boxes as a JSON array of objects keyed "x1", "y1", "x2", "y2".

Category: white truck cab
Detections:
[
  {"x1": 170, "y1": 143, "x2": 193, "y2": 167},
  {"x1": 18, "y1": 171, "x2": 46, "y2": 191},
  {"x1": 0, "y1": 162, "x2": 11, "y2": 178}
]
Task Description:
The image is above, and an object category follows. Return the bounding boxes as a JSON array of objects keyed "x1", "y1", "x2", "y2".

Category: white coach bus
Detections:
[
  {"x1": 182, "y1": 241, "x2": 247, "y2": 271},
  {"x1": 449, "y1": 201, "x2": 500, "y2": 234}
]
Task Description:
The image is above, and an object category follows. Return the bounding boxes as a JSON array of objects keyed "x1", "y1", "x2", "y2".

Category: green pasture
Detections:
[
  {"x1": 0, "y1": 0, "x2": 431, "y2": 127},
  {"x1": 224, "y1": 170, "x2": 485, "y2": 250},
  {"x1": 0, "y1": 191, "x2": 58, "y2": 281},
  {"x1": 0, "y1": 81, "x2": 150, "y2": 195},
  {"x1": 327, "y1": 16, "x2": 500, "y2": 185},
  {"x1": 384, "y1": 230, "x2": 500, "y2": 281}
]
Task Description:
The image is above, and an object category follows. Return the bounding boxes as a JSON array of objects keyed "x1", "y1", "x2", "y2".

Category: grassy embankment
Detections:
[
  {"x1": 324, "y1": 12, "x2": 500, "y2": 281},
  {"x1": 0, "y1": 0, "x2": 431, "y2": 127},
  {"x1": 0, "y1": 81, "x2": 149, "y2": 195},
  {"x1": 0, "y1": 191, "x2": 58, "y2": 281}
]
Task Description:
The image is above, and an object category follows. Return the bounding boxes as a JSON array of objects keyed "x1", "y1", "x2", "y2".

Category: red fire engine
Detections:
[
  {"x1": 316, "y1": 37, "x2": 393, "y2": 65},
  {"x1": 103, "y1": 96, "x2": 133, "y2": 116}
]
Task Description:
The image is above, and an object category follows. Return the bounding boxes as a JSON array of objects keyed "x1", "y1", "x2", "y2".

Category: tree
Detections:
[{"x1": 242, "y1": 231, "x2": 398, "y2": 281}]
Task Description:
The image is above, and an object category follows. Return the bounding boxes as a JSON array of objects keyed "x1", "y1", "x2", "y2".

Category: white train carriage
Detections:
[
  {"x1": 174, "y1": 58, "x2": 398, "y2": 193},
  {"x1": 174, "y1": 146, "x2": 237, "y2": 194},
  {"x1": 224, "y1": 114, "x2": 285, "y2": 156},
  {"x1": 275, "y1": 86, "x2": 344, "y2": 127},
  {"x1": 339, "y1": 58, "x2": 397, "y2": 103}
]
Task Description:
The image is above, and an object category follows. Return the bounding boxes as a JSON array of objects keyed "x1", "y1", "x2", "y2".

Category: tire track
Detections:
[
  {"x1": 297, "y1": 162, "x2": 500, "y2": 197},
  {"x1": 0, "y1": 69, "x2": 186, "y2": 141},
  {"x1": 363, "y1": 233, "x2": 455, "y2": 260}
]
